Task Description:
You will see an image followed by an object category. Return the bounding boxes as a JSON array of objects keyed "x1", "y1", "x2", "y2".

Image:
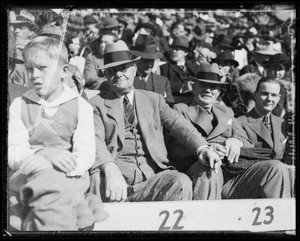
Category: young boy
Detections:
[{"x1": 8, "y1": 36, "x2": 107, "y2": 231}]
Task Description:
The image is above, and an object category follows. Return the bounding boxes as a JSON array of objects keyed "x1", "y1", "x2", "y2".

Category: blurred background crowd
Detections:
[{"x1": 8, "y1": 5, "x2": 296, "y2": 122}]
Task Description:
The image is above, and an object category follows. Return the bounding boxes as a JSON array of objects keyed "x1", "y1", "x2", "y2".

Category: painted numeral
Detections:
[
  {"x1": 158, "y1": 209, "x2": 184, "y2": 230},
  {"x1": 252, "y1": 206, "x2": 274, "y2": 226}
]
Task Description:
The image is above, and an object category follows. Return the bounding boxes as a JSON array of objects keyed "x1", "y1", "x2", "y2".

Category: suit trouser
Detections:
[
  {"x1": 96, "y1": 169, "x2": 193, "y2": 202},
  {"x1": 9, "y1": 168, "x2": 90, "y2": 231},
  {"x1": 222, "y1": 160, "x2": 291, "y2": 199}
]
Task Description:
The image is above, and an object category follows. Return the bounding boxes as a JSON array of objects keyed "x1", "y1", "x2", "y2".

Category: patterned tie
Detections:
[
  {"x1": 263, "y1": 115, "x2": 272, "y2": 134},
  {"x1": 123, "y1": 95, "x2": 135, "y2": 124}
]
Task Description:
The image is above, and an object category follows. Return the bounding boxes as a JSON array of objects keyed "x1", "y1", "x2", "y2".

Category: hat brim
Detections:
[
  {"x1": 189, "y1": 76, "x2": 229, "y2": 84},
  {"x1": 103, "y1": 24, "x2": 122, "y2": 29},
  {"x1": 217, "y1": 43, "x2": 235, "y2": 50},
  {"x1": 255, "y1": 50, "x2": 277, "y2": 55},
  {"x1": 170, "y1": 45, "x2": 190, "y2": 52},
  {"x1": 213, "y1": 58, "x2": 239, "y2": 68},
  {"x1": 99, "y1": 56, "x2": 141, "y2": 70},
  {"x1": 130, "y1": 50, "x2": 163, "y2": 59}
]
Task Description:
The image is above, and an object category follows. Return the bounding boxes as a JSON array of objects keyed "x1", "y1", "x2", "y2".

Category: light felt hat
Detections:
[
  {"x1": 190, "y1": 62, "x2": 228, "y2": 85},
  {"x1": 100, "y1": 40, "x2": 141, "y2": 69}
]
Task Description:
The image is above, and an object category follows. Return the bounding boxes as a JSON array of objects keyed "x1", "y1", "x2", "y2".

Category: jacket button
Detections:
[{"x1": 117, "y1": 148, "x2": 121, "y2": 152}]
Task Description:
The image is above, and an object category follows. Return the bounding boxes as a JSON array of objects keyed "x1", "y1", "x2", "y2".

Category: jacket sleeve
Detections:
[
  {"x1": 159, "y1": 96, "x2": 207, "y2": 155},
  {"x1": 89, "y1": 98, "x2": 116, "y2": 173},
  {"x1": 163, "y1": 76, "x2": 175, "y2": 104},
  {"x1": 232, "y1": 117, "x2": 254, "y2": 148}
]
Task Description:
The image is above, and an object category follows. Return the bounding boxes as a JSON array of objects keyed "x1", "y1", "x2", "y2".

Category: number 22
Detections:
[{"x1": 158, "y1": 210, "x2": 184, "y2": 230}]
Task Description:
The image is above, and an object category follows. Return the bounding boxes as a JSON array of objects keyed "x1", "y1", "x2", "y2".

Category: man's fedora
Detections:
[
  {"x1": 212, "y1": 51, "x2": 239, "y2": 68},
  {"x1": 170, "y1": 36, "x2": 190, "y2": 52},
  {"x1": 100, "y1": 40, "x2": 141, "y2": 69},
  {"x1": 190, "y1": 62, "x2": 228, "y2": 85},
  {"x1": 214, "y1": 34, "x2": 234, "y2": 50},
  {"x1": 130, "y1": 34, "x2": 163, "y2": 59},
  {"x1": 102, "y1": 17, "x2": 122, "y2": 29}
]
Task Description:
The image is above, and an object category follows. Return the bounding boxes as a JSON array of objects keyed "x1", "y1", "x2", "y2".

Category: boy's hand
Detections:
[
  {"x1": 36, "y1": 148, "x2": 77, "y2": 173},
  {"x1": 20, "y1": 155, "x2": 52, "y2": 175}
]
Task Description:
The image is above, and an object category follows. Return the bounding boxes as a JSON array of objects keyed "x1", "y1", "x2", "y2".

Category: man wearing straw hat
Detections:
[
  {"x1": 167, "y1": 62, "x2": 291, "y2": 200},
  {"x1": 88, "y1": 40, "x2": 221, "y2": 202}
]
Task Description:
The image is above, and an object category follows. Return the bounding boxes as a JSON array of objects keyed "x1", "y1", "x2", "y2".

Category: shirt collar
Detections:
[{"x1": 23, "y1": 83, "x2": 79, "y2": 108}]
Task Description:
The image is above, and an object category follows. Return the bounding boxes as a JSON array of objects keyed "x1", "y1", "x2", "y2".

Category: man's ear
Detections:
[{"x1": 61, "y1": 64, "x2": 70, "y2": 78}]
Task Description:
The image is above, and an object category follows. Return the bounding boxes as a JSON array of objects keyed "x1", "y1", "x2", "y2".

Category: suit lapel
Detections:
[
  {"x1": 247, "y1": 110, "x2": 273, "y2": 148},
  {"x1": 186, "y1": 104, "x2": 213, "y2": 136},
  {"x1": 134, "y1": 90, "x2": 153, "y2": 145},
  {"x1": 207, "y1": 106, "x2": 231, "y2": 141},
  {"x1": 104, "y1": 91, "x2": 125, "y2": 145},
  {"x1": 151, "y1": 73, "x2": 163, "y2": 95}
]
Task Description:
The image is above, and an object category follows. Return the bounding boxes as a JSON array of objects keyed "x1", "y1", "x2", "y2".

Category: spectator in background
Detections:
[
  {"x1": 240, "y1": 36, "x2": 278, "y2": 77},
  {"x1": 10, "y1": 10, "x2": 39, "y2": 86},
  {"x1": 160, "y1": 36, "x2": 200, "y2": 104},
  {"x1": 117, "y1": 15, "x2": 134, "y2": 48},
  {"x1": 130, "y1": 34, "x2": 174, "y2": 105},
  {"x1": 83, "y1": 32, "x2": 118, "y2": 92},
  {"x1": 83, "y1": 14, "x2": 99, "y2": 44},
  {"x1": 101, "y1": 16, "x2": 122, "y2": 36},
  {"x1": 236, "y1": 73, "x2": 261, "y2": 113}
]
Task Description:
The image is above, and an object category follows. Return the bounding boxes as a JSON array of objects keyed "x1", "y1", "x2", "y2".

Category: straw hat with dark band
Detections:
[{"x1": 100, "y1": 40, "x2": 141, "y2": 69}]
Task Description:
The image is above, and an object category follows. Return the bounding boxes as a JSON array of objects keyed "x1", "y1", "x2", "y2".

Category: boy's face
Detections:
[
  {"x1": 254, "y1": 82, "x2": 281, "y2": 115},
  {"x1": 25, "y1": 48, "x2": 65, "y2": 101}
]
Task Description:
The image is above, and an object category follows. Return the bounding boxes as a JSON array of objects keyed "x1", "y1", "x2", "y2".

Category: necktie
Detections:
[
  {"x1": 123, "y1": 95, "x2": 135, "y2": 124},
  {"x1": 263, "y1": 115, "x2": 272, "y2": 133}
]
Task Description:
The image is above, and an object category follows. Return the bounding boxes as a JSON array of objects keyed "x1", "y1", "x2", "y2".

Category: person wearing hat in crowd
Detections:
[
  {"x1": 10, "y1": 10, "x2": 39, "y2": 86},
  {"x1": 83, "y1": 14, "x2": 99, "y2": 44},
  {"x1": 87, "y1": 40, "x2": 221, "y2": 202},
  {"x1": 132, "y1": 22, "x2": 158, "y2": 46},
  {"x1": 100, "y1": 16, "x2": 122, "y2": 37},
  {"x1": 237, "y1": 76, "x2": 294, "y2": 197},
  {"x1": 240, "y1": 36, "x2": 278, "y2": 77},
  {"x1": 212, "y1": 51, "x2": 240, "y2": 84},
  {"x1": 167, "y1": 62, "x2": 291, "y2": 200},
  {"x1": 160, "y1": 36, "x2": 200, "y2": 104},
  {"x1": 117, "y1": 15, "x2": 134, "y2": 47},
  {"x1": 130, "y1": 34, "x2": 174, "y2": 105},
  {"x1": 212, "y1": 34, "x2": 235, "y2": 56},
  {"x1": 83, "y1": 32, "x2": 119, "y2": 92}
]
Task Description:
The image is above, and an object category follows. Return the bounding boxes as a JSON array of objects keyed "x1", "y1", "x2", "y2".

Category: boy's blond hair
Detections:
[{"x1": 22, "y1": 35, "x2": 68, "y2": 65}]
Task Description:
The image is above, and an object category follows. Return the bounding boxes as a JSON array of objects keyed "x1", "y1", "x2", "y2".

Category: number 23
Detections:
[{"x1": 252, "y1": 206, "x2": 274, "y2": 225}]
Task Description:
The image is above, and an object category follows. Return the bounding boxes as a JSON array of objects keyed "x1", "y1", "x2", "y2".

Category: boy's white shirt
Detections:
[{"x1": 8, "y1": 83, "x2": 95, "y2": 176}]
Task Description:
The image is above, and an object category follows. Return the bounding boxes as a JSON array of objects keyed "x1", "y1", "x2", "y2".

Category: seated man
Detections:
[
  {"x1": 88, "y1": 40, "x2": 220, "y2": 202},
  {"x1": 237, "y1": 76, "x2": 295, "y2": 197},
  {"x1": 8, "y1": 36, "x2": 108, "y2": 231},
  {"x1": 160, "y1": 36, "x2": 200, "y2": 104},
  {"x1": 130, "y1": 34, "x2": 174, "y2": 105},
  {"x1": 167, "y1": 62, "x2": 291, "y2": 200},
  {"x1": 83, "y1": 32, "x2": 118, "y2": 91}
]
